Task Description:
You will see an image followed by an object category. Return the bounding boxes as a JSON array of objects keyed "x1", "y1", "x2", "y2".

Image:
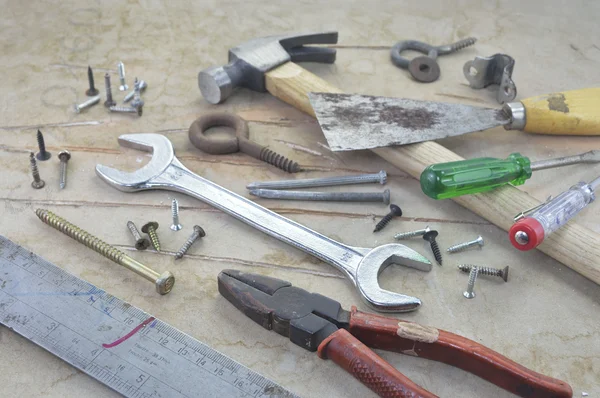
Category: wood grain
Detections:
[
  {"x1": 265, "y1": 61, "x2": 600, "y2": 286},
  {"x1": 522, "y1": 88, "x2": 600, "y2": 135}
]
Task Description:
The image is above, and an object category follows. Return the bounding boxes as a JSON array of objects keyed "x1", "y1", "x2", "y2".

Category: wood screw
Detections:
[
  {"x1": 142, "y1": 222, "x2": 161, "y2": 251},
  {"x1": 36, "y1": 209, "x2": 174, "y2": 294},
  {"x1": 175, "y1": 225, "x2": 206, "y2": 260},
  {"x1": 423, "y1": 230, "x2": 442, "y2": 265},
  {"x1": 373, "y1": 204, "x2": 402, "y2": 232}
]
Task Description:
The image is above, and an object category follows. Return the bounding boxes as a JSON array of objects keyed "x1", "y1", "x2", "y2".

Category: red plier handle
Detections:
[{"x1": 317, "y1": 307, "x2": 572, "y2": 398}]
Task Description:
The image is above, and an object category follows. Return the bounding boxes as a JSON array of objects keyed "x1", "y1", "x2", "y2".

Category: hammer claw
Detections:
[
  {"x1": 278, "y1": 31, "x2": 338, "y2": 48},
  {"x1": 288, "y1": 46, "x2": 337, "y2": 64},
  {"x1": 199, "y1": 31, "x2": 338, "y2": 104}
]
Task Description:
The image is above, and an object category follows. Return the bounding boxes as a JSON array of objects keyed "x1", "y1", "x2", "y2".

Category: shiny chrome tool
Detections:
[{"x1": 96, "y1": 134, "x2": 432, "y2": 312}]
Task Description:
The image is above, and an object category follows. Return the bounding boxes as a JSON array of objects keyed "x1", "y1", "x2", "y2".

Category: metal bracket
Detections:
[{"x1": 463, "y1": 54, "x2": 516, "y2": 104}]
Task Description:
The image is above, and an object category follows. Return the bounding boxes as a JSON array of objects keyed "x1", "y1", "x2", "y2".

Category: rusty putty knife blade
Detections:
[{"x1": 309, "y1": 93, "x2": 510, "y2": 151}]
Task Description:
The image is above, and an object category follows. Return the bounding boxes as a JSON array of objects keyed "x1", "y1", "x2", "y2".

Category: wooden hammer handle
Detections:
[{"x1": 265, "y1": 61, "x2": 600, "y2": 286}]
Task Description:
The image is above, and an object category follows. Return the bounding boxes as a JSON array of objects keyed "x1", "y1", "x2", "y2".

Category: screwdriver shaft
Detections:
[{"x1": 531, "y1": 150, "x2": 600, "y2": 171}]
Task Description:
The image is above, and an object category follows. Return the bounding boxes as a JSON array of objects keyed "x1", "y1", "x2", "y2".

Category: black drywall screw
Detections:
[
  {"x1": 36, "y1": 130, "x2": 51, "y2": 161},
  {"x1": 423, "y1": 230, "x2": 442, "y2": 265},
  {"x1": 373, "y1": 204, "x2": 402, "y2": 232},
  {"x1": 86, "y1": 66, "x2": 99, "y2": 96}
]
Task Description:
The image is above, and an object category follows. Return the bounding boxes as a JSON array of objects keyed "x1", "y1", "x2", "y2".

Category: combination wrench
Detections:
[{"x1": 96, "y1": 134, "x2": 432, "y2": 312}]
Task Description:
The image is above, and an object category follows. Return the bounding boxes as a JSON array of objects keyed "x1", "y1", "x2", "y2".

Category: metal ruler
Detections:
[{"x1": 0, "y1": 236, "x2": 298, "y2": 398}]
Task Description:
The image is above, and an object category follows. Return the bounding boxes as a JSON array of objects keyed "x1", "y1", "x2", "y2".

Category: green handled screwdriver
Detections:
[{"x1": 420, "y1": 151, "x2": 600, "y2": 199}]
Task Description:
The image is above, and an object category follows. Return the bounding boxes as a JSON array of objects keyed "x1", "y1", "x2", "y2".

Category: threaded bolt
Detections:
[
  {"x1": 104, "y1": 73, "x2": 116, "y2": 108},
  {"x1": 463, "y1": 266, "x2": 479, "y2": 299},
  {"x1": 175, "y1": 225, "x2": 206, "y2": 260},
  {"x1": 35, "y1": 209, "x2": 174, "y2": 294},
  {"x1": 458, "y1": 264, "x2": 509, "y2": 282},
  {"x1": 259, "y1": 147, "x2": 301, "y2": 173},
  {"x1": 117, "y1": 61, "x2": 128, "y2": 91},
  {"x1": 394, "y1": 226, "x2": 431, "y2": 240},
  {"x1": 423, "y1": 230, "x2": 442, "y2": 265},
  {"x1": 85, "y1": 65, "x2": 99, "y2": 96},
  {"x1": 438, "y1": 37, "x2": 477, "y2": 54},
  {"x1": 142, "y1": 222, "x2": 161, "y2": 251},
  {"x1": 249, "y1": 188, "x2": 390, "y2": 204},
  {"x1": 36, "y1": 129, "x2": 51, "y2": 161},
  {"x1": 170, "y1": 199, "x2": 182, "y2": 231},
  {"x1": 109, "y1": 105, "x2": 142, "y2": 116},
  {"x1": 124, "y1": 80, "x2": 147, "y2": 103},
  {"x1": 58, "y1": 150, "x2": 71, "y2": 190},
  {"x1": 127, "y1": 221, "x2": 150, "y2": 251},
  {"x1": 447, "y1": 236, "x2": 484, "y2": 253},
  {"x1": 74, "y1": 95, "x2": 101, "y2": 113},
  {"x1": 373, "y1": 204, "x2": 402, "y2": 232},
  {"x1": 29, "y1": 152, "x2": 45, "y2": 189}
]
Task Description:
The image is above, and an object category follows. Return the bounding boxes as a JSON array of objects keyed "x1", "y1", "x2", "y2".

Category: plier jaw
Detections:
[
  {"x1": 218, "y1": 269, "x2": 349, "y2": 351},
  {"x1": 218, "y1": 269, "x2": 573, "y2": 398}
]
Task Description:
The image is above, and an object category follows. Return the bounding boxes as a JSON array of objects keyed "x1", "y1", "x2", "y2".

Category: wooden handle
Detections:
[
  {"x1": 265, "y1": 62, "x2": 600, "y2": 286},
  {"x1": 317, "y1": 328, "x2": 436, "y2": 398},
  {"x1": 348, "y1": 308, "x2": 573, "y2": 398},
  {"x1": 521, "y1": 87, "x2": 600, "y2": 135}
]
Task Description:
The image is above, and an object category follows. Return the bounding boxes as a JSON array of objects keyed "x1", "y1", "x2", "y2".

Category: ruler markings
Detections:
[{"x1": 0, "y1": 236, "x2": 298, "y2": 398}]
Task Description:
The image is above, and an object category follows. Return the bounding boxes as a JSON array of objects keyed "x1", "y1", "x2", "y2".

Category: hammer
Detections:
[{"x1": 198, "y1": 32, "x2": 600, "y2": 287}]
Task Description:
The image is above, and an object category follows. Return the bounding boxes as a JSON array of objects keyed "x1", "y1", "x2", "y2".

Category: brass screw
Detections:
[
  {"x1": 35, "y1": 209, "x2": 174, "y2": 295},
  {"x1": 142, "y1": 221, "x2": 161, "y2": 251},
  {"x1": 175, "y1": 225, "x2": 206, "y2": 260}
]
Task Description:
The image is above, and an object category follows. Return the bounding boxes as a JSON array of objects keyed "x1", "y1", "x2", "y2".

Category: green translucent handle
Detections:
[{"x1": 420, "y1": 153, "x2": 532, "y2": 199}]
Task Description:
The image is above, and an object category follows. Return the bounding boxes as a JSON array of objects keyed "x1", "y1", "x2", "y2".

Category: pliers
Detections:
[{"x1": 218, "y1": 269, "x2": 573, "y2": 398}]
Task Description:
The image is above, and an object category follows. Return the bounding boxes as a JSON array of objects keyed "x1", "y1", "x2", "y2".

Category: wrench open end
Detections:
[
  {"x1": 356, "y1": 244, "x2": 432, "y2": 312},
  {"x1": 95, "y1": 133, "x2": 174, "y2": 192},
  {"x1": 97, "y1": 133, "x2": 430, "y2": 313}
]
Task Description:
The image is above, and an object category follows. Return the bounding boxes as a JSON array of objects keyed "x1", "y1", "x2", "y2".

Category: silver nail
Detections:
[
  {"x1": 249, "y1": 188, "x2": 390, "y2": 203},
  {"x1": 247, "y1": 170, "x2": 387, "y2": 190}
]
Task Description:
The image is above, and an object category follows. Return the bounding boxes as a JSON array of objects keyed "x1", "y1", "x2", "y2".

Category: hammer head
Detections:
[
  {"x1": 95, "y1": 134, "x2": 174, "y2": 192},
  {"x1": 199, "y1": 31, "x2": 338, "y2": 104}
]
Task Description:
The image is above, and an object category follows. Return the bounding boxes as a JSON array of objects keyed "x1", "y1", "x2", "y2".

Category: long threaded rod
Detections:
[{"x1": 35, "y1": 209, "x2": 174, "y2": 294}]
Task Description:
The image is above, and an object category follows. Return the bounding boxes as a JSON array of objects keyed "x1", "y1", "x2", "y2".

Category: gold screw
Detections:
[
  {"x1": 35, "y1": 209, "x2": 174, "y2": 295},
  {"x1": 141, "y1": 221, "x2": 161, "y2": 251}
]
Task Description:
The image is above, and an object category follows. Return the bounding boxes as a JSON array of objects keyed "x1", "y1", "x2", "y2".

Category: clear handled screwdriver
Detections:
[{"x1": 509, "y1": 175, "x2": 600, "y2": 251}]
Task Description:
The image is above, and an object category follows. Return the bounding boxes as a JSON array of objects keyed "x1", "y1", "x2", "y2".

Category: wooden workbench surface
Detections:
[{"x1": 1, "y1": 1, "x2": 599, "y2": 397}]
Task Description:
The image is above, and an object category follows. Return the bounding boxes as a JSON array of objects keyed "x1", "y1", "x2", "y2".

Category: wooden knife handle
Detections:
[
  {"x1": 348, "y1": 308, "x2": 573, "y2": 398},
  {"x1": 521, "y1": 87, "x2": 600, "y2": 135},
  {"x1": 265, "y1": 61, "x2": 600, "y2": 286},
  {"x1": 317, "y1": 328, "x2": 437, "y2": 398}
]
